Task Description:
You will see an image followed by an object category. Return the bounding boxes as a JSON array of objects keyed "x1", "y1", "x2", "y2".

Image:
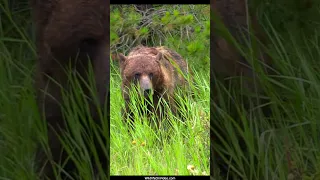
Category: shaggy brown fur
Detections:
[
  {"x1": 118, "y1": 46, "x2": 189, "y2": 125},
  {"x1": 30, "y1": 0, "x2": 109, "y2": 179},
  {"x1": 211, "y1": 0, "x2": 271, "y2": 178}
]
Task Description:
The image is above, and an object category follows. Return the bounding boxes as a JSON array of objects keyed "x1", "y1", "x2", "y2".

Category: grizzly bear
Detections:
[
  {"x1": 30, "y1": 0, "x2": 109, "y2": 179},
  {"x1": 117, "y1": 46, "x2": 189, "y2": 125},
  {"x1": 211, "y1": 0, "x2": 272, "y2": 178}
]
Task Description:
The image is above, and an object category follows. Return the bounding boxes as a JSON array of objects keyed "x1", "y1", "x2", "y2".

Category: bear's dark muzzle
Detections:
[{"x1": 143, "y1": 89, "x2": 152, "y2": 97}]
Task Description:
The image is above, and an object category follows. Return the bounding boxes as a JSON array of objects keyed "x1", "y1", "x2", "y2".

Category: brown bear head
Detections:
[{"x1": 118, "y1": 51, "x2": 165, "y2": 99}]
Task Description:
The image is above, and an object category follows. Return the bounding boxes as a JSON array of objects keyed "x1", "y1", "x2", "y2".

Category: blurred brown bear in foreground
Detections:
[{"x1": 30, "y1": 0, "x2": 109, "y2": 179}]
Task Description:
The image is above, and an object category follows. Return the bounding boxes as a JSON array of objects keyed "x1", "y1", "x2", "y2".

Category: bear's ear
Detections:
[
  {"x1": 118, "y1": 53, "x2": 127, "y2": 65},
  {"x1": 155, "y1": 52, "x2": 163, "y2": 62}
]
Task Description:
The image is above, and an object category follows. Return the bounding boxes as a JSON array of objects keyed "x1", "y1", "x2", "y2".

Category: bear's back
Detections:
[
  {"x1": 155, "y1": 46, "x2": 189, "y2": 87},
  {"x1": 32, "y1": 0, "x2": 108, "y2": 55},
  {"x1": 127, "y1": 46, "x2": 188, "y2": 72}
]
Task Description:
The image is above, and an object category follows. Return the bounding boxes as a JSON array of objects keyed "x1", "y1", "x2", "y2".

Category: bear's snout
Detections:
[{"x1": 139, "y1": 75, "x2": 153, "y2": 97}]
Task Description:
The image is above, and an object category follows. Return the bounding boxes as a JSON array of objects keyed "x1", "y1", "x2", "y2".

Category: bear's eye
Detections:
[
  {"x1": 134, "y1": 73, "x2": 141, "y2": 79},
  {"x1": 149, "y1": 73, "x2": 153, "y2": 79}
]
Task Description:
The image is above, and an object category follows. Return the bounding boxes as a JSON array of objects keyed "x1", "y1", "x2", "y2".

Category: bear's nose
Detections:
[{"x1": 140, "y1": 75, "x2": 153, "y2": 97}]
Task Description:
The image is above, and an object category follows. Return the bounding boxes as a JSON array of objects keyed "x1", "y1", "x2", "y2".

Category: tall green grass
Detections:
[
  {"x1": 0, "y1": 32, "x2": 110, "y2": 180},
  {"x1": 110, "y1": 5, "x2": 210, "y2": 176},
  {"x1": 0, "y1": 1, "x2": 39, "y2": 179},
  {"x1": 211, "y1": 10, "x2": 320, "y2": 179},
  {"x1": 110, "y1": 59, "x2": 210, "y2": 176},
  {"x1": 2, "y1": 1, "x2": 320, "y2": 179},
  {"x1": 0, "y1": 1, "x2": 109, "y2": 179}
]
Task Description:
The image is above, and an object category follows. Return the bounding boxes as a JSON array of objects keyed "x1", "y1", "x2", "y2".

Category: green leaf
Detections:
[
  {"x1": 139, "y1": 27, "x2": 149, "y2": 36},
  {"x1": 195, "y1": 26, "x2": 201, "y2": 33},
  {"x1": 173, "y1": 10, "x2": 180, "y2": 17}
]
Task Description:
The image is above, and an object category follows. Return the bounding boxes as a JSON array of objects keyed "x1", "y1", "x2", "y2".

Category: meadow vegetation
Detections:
[
  {"x1": 0, "y1": 0, "x2": 320, "y2": 179},
  {"x1": 0, "y1": 1, "x2": 109, "y2": 179},
  {"x1": 110, "y1": 5, "x2": 210, "y2": 176},
  {"x1": 212, "y1": 0, "x2": 320, "y2": 179}
]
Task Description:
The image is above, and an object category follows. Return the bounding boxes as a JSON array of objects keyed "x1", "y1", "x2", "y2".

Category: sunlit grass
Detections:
[{"x1": 110, "y1": 59, "x2": 210, "y2": 176}]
